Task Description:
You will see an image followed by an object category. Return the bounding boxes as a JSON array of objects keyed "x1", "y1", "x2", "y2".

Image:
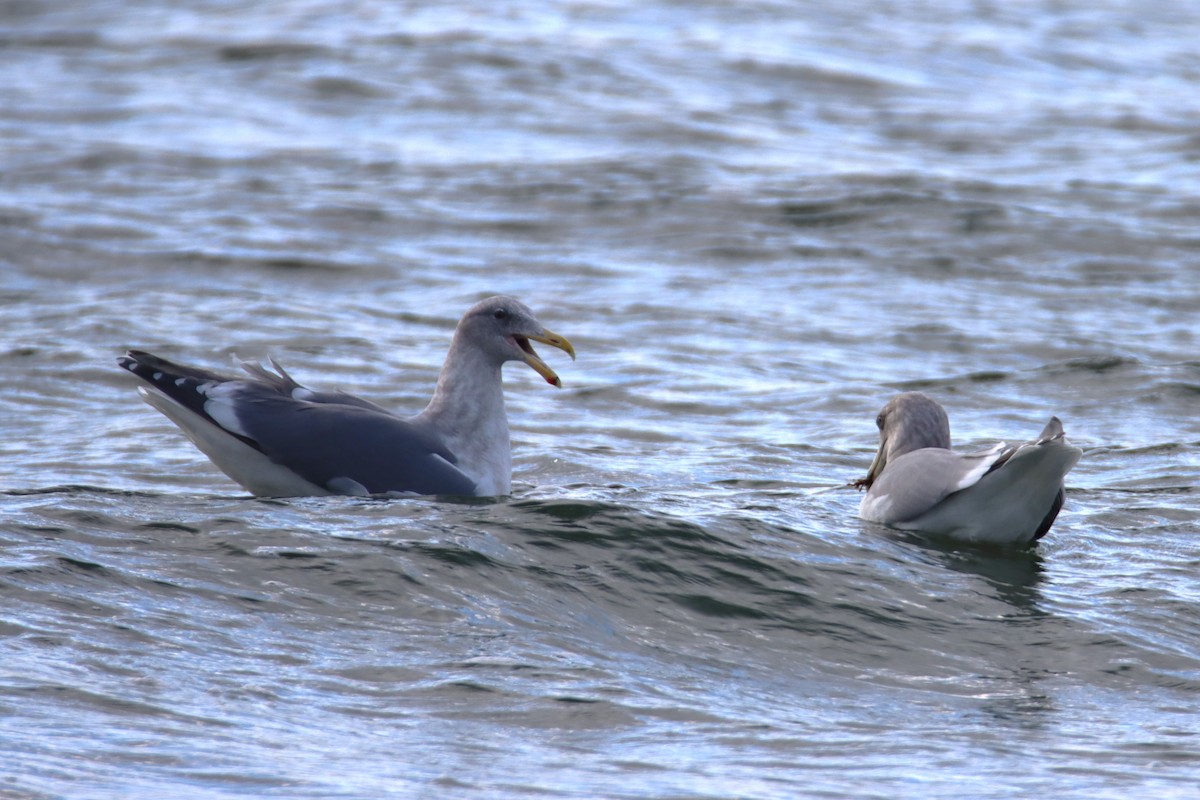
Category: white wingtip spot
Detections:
[
  {"x1": 175, "y1": 377, "x2": 187, "y2": 387},
  {"x1": 152, "y1": 372, "x2": 163, "y2": 381}
]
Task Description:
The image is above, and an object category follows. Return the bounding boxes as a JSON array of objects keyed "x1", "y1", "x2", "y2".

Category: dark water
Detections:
[{"x1": 3, "y1": 1, "x2": 1199, "y2": 797}]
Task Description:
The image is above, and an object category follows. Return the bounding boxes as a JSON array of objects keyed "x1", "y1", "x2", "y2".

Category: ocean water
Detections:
[{"x1": 2, "y1": 0, "x2": 1199, "y2": 797}]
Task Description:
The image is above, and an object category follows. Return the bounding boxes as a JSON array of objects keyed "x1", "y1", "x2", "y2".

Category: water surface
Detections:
[{"x1": 2, "y1": 1, "x2": 1199, "y2": 798}]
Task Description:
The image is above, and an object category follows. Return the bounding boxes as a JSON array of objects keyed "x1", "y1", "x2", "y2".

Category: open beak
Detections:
[{"x1": 515, "y1": 328, "x2": 576, "y2": 388}]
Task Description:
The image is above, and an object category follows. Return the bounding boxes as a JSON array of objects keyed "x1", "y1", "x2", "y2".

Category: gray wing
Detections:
[
  {"x1": 905, "y1": 419, "x2": 1081, "y2": 542},
  {"x1": 231, "y1": 387, "x2": 478, "y2": 496},
  {"x1": 237, "y1": 356, "x2": 394, "y2": 414},
  {"x1": 120, "y1": 351, "x2": 477, "y2": 496},
  {"x1": 862, "y1": 446, "x2": 1005, "y2": 524}
]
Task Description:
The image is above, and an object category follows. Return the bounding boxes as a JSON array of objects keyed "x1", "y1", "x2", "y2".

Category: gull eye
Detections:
[
  {"x1": 493, "y1": 308, "x2": 509, "y2": 320},
  {"x1": 876, "y1": 413, "x2": 885, "y2": 429}
]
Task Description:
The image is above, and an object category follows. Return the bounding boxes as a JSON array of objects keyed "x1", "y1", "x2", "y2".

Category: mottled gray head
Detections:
[
  {"x1": 456, "y1": 296, "x2": 576, "y2": 387},
  {"x1": 858, "y1": 391, "x2": 952, "y2": 489}
]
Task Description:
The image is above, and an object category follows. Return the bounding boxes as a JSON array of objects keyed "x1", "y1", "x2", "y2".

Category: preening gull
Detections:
[
  {"x1": 117, "y1": 296, "x2": 575, "y2": 498},
  {"x1": 853, "y1": 392, "x2": 1082, "y2": 546}
]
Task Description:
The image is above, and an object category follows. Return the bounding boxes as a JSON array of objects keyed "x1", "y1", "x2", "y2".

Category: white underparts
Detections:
[{"x1": 138, "y1": 386, "x2": 331, "y2": 497}]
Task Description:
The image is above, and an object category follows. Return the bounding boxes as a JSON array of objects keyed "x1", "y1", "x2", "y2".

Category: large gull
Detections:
[
  {"x1": 853, "y1": 392, "x2": 1082, "y2": 546},
  {"x1": 117, "y1": 296, "x2": 575, "y2": 498}
]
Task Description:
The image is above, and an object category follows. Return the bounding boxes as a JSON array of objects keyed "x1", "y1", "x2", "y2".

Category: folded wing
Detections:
[{"x1": 120, "y1": 350, "x2": 476, "y2": 497}]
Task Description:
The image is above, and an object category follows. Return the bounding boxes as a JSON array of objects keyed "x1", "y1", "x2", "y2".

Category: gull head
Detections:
[
  {"x1": 459, "y1": 296, "x2": 576, "y2": 387},
  {"x1": 855, "y1": 391, "x2": 952, "y2": 490}
]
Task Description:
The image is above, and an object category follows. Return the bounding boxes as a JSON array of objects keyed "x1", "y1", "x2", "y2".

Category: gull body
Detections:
[
  {"x1": 854, "y1": 392, "x2": 1082, "y2": 546},
  {"x1": 117, "y1": 296, "x2": 574, "y2": 497}
]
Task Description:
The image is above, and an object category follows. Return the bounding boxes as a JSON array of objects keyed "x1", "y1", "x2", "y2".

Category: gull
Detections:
[
  {"x1": 117, "y1": 296, "x2": 574, "y2": 497},
  {"x1": 853, "y1": 392, "x2": 1082, "y2": 545}
]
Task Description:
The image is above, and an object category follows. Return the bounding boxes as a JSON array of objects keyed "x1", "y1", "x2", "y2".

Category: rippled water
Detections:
[{"x1": 3, "y1": 0, "x2": 1199, "y2": 797}]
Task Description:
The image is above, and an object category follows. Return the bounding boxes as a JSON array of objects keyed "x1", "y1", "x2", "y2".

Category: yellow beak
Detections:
[{"x1": 520, "y1": 328, "x2": 576, "y2": 388}]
